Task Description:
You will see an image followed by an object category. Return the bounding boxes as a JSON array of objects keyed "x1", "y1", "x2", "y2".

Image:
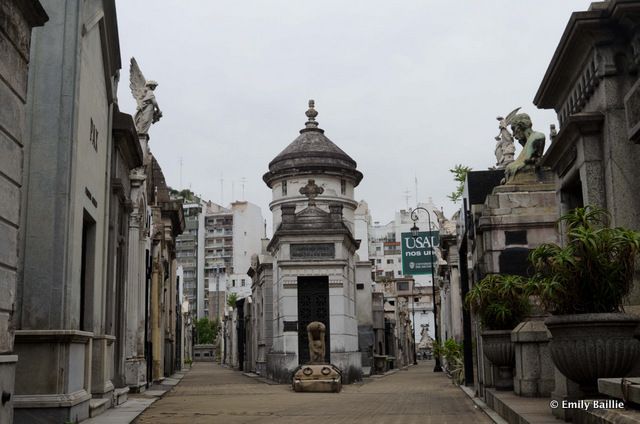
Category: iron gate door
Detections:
[{"x1": 297, "y1": 276, "x2": 330, "y2": 364}]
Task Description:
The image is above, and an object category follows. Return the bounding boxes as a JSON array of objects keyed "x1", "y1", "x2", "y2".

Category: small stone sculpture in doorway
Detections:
[{"x1": 307, "y1": 321, "x2": 326, "y2": 364}]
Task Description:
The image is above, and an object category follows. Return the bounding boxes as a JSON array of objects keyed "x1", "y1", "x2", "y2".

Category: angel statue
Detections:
[
  {"x1": 129, "y1": 57, "x2": 162, "y2": 135},
  {"x1": 494, "y1": 107, "x2": 520, "y2": 169}
]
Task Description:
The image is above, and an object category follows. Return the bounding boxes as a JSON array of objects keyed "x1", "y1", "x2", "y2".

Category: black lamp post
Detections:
[
  {"x1": 410, "y1": 207, "x2": 443, "y2": 372},
  {"x1": 411, "y1": 286, "x2": 417, "y2": 365}
]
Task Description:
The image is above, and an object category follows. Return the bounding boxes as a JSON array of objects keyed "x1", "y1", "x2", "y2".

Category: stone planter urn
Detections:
[
  {"x1": 482, "y1": 330, "x2": 515, "y2": 390},
  {"x1": 545, "y1": 313, "x2": 640, "y2": 393}
]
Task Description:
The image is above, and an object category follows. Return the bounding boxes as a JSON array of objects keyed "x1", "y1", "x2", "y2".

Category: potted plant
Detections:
[
  {"x1": 433, "y1": 338, "x2": 464, "y2": 385},
  {"x1": 465, "y1": 274, "x2": 530, "y2": 390},
  {"x1": 525, "y1": 206, "x2": 640, "y2": 392}
]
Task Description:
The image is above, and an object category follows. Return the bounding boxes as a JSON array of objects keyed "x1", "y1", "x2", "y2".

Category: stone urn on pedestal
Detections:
[
  {"x1": 466, "y1": 274, "x2": 530, "y2": 391},
  {"x1": 482, "y1": 330, "x2": 516, "y2": 390},
  {"x1": 526, "y1": 206, "x2": 640, "y2": 394}
]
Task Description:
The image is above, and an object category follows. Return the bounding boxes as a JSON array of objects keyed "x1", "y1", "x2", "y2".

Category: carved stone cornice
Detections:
[{"x1": 540, "y1": 112, "x2": 605, "y2": 176}]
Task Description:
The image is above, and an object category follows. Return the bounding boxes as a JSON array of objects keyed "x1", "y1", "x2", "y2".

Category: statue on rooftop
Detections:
[
  {"x1": 503, "y1": 113, "x2": 546, "y2": 183},
  {"x1": 129, "y1": 57, "x2": 163, "y2": 135},
  {"x1": 494, "y1": 108, "x2": 520, "y2": 169}
]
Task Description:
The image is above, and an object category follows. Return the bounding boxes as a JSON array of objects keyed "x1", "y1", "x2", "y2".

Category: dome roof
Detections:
[{"x1": 263, "y1": 100, "x2": 363, "y2": 188}]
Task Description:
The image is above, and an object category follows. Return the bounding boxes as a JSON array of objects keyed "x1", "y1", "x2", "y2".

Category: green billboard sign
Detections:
[{"x1": 401, "y1": 231, "x2": 439, "y2": 275}]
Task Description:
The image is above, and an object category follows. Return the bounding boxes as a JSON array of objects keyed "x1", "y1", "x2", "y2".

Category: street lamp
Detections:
[
  {"x1": 410, "y1": 284, "x2": 417, "y2": 365},
  {"x1": 410, "y1": 207, "x2": 443, "y2": 372}
]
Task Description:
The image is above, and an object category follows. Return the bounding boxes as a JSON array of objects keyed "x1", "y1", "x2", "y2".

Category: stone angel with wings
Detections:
[
  {"x1": 129, "y1": 57, "x2": 162, "y2": 135},
  {"x1": 494, "y1": 107, "x2": 520, "y2": 169}
]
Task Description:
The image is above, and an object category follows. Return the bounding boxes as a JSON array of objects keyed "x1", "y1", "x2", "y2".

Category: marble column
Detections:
[{"x1": 124, "y1": 171, "x2": 146, "y2": 390}]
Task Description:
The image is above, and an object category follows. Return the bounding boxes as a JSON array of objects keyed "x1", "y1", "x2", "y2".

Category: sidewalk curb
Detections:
[
  {"x1": 459, "y1": 385, "x2": 508, "y2": 424},
  {"x1": 81, "y1": 370, "x2": 189, "y2": 423}
]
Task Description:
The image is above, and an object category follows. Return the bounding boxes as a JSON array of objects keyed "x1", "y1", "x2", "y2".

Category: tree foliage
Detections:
[
  {"x1": 447, "y1": 164, "x2": 472, "y2": 203},
  {"x1": 195, "y1": 317, "x2": 219, "y2": 344},
  {"x1": 227, "y1": 292, "x2": 238, "y2": 308}
]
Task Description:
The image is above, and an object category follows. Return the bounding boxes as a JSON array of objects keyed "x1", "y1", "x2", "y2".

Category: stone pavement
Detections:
[
  {"x1": 134, "y1": 361, "x2": 491, "y2": 424},
  {"x1": 83, "y1": 372, "x2": 186, "y2": 424}
]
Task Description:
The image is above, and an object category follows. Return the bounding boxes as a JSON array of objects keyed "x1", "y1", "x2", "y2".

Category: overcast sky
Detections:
[{"x1": 115, "y1": 1, "x2": 594, "y2": 232}]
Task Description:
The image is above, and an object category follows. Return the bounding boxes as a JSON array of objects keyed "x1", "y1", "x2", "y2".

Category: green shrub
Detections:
[
  {"x1": 433, "y1": 338, "x2": 464, "y2": 385},
  {"x1": 465, "y1": 274, "x2": 529, "y2": 330},
  {"x1": 526, "y1": 206, "x2": 640, "y2": 314}
]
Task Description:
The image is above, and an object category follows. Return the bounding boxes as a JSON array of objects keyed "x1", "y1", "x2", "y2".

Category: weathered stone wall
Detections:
[{"x1": 0, "y1": 1, "x2": 47, "y2": 423}]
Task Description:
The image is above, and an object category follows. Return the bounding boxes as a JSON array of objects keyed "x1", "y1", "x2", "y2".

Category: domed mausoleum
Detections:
[
  {"x1": 261, "y1": 101, "x2": 365, "y2": 384},
  {"x1": 264, "y1": 100, "x2": 363, "y2": 233}
]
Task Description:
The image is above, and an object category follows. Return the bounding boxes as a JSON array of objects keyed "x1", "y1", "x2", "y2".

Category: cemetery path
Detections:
[{"x1": 134, "y1": 361, "x2": 491, "y2": 424}]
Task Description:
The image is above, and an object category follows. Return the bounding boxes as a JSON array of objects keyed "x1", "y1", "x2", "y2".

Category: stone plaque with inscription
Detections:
[{"x1": 290, "y1": 243, "x2": 335, "y2": 259}]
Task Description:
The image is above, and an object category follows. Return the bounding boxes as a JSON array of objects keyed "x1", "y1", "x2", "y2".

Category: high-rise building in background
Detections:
[
  {"x1": 173, "y1": 195, "x2": 264, "y2": 321},
  {"x1": 205, "y1": 201, "x2": 264, "y2": 320},
  {"x1": 175, "y1": 201, "x2": 204, "y2": 316}
]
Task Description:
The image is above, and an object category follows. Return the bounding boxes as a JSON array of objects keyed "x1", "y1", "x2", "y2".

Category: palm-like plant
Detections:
[
  {"x1": 526, "y1": 206, "x2": 640, "y2": 314},
  {"x1": 465, "y1": 274, "x2": 530, "y2": 330}
]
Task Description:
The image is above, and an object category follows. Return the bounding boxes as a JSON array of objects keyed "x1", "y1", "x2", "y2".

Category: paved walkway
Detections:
[{"x1": 134, "y1": 361, "x2": 491, "y2": 424}]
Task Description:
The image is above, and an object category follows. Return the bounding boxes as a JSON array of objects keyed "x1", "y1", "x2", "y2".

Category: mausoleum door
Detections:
[{"x1": 297, "y1": 276, "x2": 330, "y2": 364}]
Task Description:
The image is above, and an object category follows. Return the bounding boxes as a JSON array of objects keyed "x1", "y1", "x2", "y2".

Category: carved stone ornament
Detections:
[{"x1": 299, "y1": 179, "x2": 324, "y2": 206}]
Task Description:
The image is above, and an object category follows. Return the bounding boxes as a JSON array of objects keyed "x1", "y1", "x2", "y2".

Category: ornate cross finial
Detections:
[
  {"x1": 305, "y1": 99, "x2": 319, "y2": 129},
  {"x1": 299, "y1": 179, "x2": 324, "y2": 206}
]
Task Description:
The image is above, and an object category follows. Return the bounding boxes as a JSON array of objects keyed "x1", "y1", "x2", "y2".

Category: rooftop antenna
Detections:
[
  {"x1": 240, "y1": 177, "x2": 247, "y2": 200},
  {"x1": 220, "y1": 173, "x2": 224, "y2": 205},
  {"x1": 231, "y1": 180, "x2": 235, "y2": 202},
  {"x1": 403, "y1": 189, "x2": 411, "y2": 209},
  {"x1": 179, "y1": 157, "x2": 183, "y2": 188},
  {"x1": 415, "y1": 175, "x2": 418, "y2": 206}
]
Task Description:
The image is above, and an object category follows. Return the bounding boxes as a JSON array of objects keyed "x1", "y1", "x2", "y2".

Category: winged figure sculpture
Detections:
[
  {"x1": 494, "y1": 107, "x2": 520, "y2": 169},
  {"x1": 129, "y1": 57, "x2": 162, "y2": 135}
]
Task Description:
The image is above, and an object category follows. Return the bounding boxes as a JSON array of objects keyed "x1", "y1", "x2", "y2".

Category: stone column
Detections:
[
  {"x1": 125, "y1": 209, "x2": 140, "y2": 358},
  {"x1": 151, "y1": 247, "x2": 162, "y2": 381},
  {"x1": 124, "y1": 172, "x2": 146, "y2": 389},
  {"x1": 512, "y1": 318, "x2": 554, "y2": 397}
]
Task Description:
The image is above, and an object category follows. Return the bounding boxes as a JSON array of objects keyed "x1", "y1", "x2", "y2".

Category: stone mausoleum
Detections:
[{"x1": 261, "y1": 101, "x2": 366, "y2": 383}]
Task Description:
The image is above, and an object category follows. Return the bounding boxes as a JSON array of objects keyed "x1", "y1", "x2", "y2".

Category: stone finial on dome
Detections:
[{"x1": 304, "y1": 99, "x2": 319, "y2": 129}]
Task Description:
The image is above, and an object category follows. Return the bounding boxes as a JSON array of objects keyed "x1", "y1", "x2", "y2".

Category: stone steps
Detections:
[
  {"x1": 89, "y1": 398, "x2": 109, "y2": 418},
  {"x1": 114, "y1": 387, "x2": 130, "y2": 405},
  {"x1": 485, "y1": 389, "x2": 557, "y2": 424}
]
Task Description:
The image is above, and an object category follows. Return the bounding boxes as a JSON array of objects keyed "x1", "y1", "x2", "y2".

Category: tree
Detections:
[
  {"x1": 195, "y1": 317, "x2": 219, "y2": 344},
  {"x1": 227, "y1": 292, "x2": 238, "y2": 309},
  {"x1": 447, "y1": 164, "x2": 472, "y2": 203}
]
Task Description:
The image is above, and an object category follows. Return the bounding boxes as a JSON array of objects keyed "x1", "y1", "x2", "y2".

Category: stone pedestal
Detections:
[
  {"x1": 292, "y1": 363, "x2": 342, "y2": 393},
  {"x1": 0, "y1": 355, "x2": 18, "y2": 424},
  {"x1": 124, "y1": 357, "x2": 147, "y2": 392},
  {"x1": 475, "y1": 167, "x2": 558, "y2": 403},
  {"x1": 91, "y1": 335, "x2": 115, "y2": 406},
  {"x1": 512, "y1": 318, "x2": 554, "y2": 397},
  {"x1": 13, "y1": 331, "x2": 92, "y2": 424},
  {"x1": 477, "y1": 169, "x2": 557, "y2": 279},
  {"x1": 551, "y1": 367, "x2": 583, "y2": 421}
]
